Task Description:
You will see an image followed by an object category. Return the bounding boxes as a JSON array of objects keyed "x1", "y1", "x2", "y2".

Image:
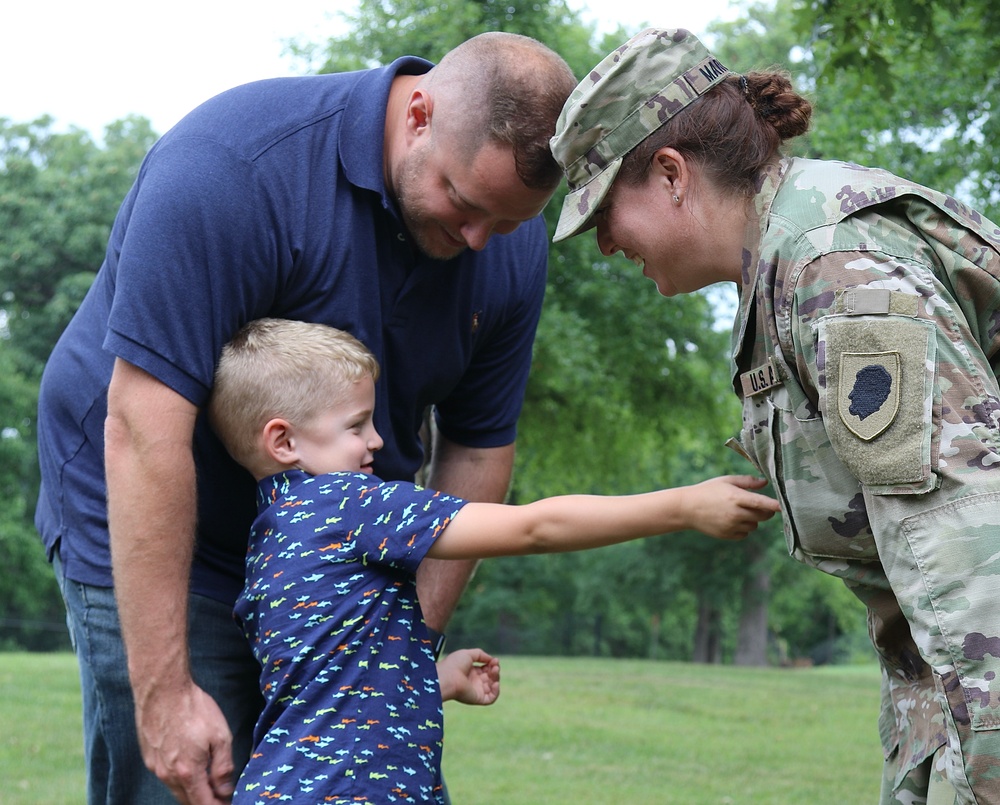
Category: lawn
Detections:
[{"x1": 1, "y1": 653, "x2": 882, "y2": 804}]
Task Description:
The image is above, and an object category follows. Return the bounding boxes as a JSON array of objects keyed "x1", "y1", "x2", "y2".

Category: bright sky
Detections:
[{"x1": 2, "y1": 0, "x2": 741, "y2": 140}]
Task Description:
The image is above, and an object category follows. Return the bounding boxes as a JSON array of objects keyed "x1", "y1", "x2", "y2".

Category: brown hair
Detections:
[
  {"x1": 618, "y1": 71, "x2": 813, "y2": 195},
  {"x1": 430, "y1": 32, "x2": 577, "y2": 191}
]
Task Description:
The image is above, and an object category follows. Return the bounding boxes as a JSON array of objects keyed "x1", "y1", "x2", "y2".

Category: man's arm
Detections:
[
  {"x1": 417, "y1": 433, "x2": 514, "y2": 632},
  {"x1": 105, "y1": 358, "x2": 235, "y2": 805}
]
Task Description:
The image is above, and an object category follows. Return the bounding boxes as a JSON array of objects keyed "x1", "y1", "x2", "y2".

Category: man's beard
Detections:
[{"x1": 395, "y1": 145, "x2": 466, "y2": 261}]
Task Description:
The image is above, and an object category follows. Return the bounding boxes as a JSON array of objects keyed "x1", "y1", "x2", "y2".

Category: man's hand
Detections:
[
  {"x1": 106, "y1": 359, "x2": 232, "y2": 802},
  {"x1": 437, "y1": 647, "x2": 501, "y2": 706},
  {"x1": 137, "y1": 683, "x2": 235, "y2": 804}
]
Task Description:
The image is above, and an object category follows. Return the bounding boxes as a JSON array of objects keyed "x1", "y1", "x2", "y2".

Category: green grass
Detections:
[
  {"x1": 443, "y1": 658, "x2": 883, "y2": 804},
  {"x1": 0, "y1": 653, "x2": 882, "y2": 804},
  {"x1": 1, "y1": 653, "x2": 85, "y2": 804}
]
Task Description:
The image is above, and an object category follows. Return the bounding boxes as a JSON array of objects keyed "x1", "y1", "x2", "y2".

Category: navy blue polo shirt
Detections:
[{"x1": 35, "y1": 57, "x2": 548, "y2": 603}]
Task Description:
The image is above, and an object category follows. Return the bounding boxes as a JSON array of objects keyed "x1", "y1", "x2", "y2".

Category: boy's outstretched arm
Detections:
[
  {"x1": 429, "y1": 475, "x2": 781, "y2": 560},
  {"x1": 438, "y1": 648, "x2": 501, "y2": 705}
]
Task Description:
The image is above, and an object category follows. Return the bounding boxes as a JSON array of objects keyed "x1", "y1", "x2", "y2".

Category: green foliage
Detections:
[
  {"x1": 0, "y1": 115, "x2": 156, "y2": 371},
  {"x1": 0, "y1": 338, "x2": 66, "y2": 650},
  {"x1": 0, "y1": 115, "x2": 153, "y2": 650},
  {"x1": 804, "y1": 0, "x2": 999, "y2": 218},
  {"x1": 713, "y1": 0, "x2": 1000, "y2": 219},
  {"x1": 769, "y1": 557, "x2": 872, "y2": 664},
  {"x1": 287, "y1": 0, "x2": 601, "y2": 78}
]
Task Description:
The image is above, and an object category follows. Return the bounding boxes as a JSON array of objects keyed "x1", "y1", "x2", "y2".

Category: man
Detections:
[{"x1": 36, "y1": 32, "x2": 576, "y2": 805}]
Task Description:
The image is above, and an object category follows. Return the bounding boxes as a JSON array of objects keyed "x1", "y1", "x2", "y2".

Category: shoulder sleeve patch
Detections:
[
  {"x1": 818, "y1": 315, "x2": 935, "y2": 491},
  {"x1": 839, "y1": 352, "x2": 900, "y2": 440}
]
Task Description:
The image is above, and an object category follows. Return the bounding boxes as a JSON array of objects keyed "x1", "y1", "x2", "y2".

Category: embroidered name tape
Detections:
[{"x1": 740, "y1": 357, "x2": 783, "y2": 397}]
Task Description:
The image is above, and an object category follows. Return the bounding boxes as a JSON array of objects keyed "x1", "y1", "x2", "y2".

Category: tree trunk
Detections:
[
  {"x1": 735, "y1": 554, "x2": 771, "y2": 666},
  {"x1": 692, "y1": 598, "x2": 722, "y2": 664},
  {"x1": 648, "y1": 611, "x2": 661, "y2": 660}
]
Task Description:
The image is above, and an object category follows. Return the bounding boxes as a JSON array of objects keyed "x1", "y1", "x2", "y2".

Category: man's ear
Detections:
[
  {"x1": 405, "y1": 88, "x2": 432, "y2": 140},
  {"x1": 261, "y1": 418, "x2": 298, "y2": 466}
]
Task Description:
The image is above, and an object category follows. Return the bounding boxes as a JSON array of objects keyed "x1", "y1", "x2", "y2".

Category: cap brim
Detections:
[{"x1": 552, "y1": 158, "x2": 622, "y2": 243}]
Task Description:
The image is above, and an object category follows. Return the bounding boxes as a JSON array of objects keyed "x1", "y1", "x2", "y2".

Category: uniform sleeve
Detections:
[{"x1": 786, "y1": 233, "x2": 1000, "y2": 787}]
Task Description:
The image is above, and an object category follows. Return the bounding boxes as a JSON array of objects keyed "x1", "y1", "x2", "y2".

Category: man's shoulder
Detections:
[{"x1": 158, "y1": 73, "x2": 364, "y2": 155}]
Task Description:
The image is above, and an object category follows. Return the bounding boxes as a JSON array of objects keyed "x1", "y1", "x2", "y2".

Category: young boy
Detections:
[{"x1": 208, "y1": 318, "x2": 780, "y2": 804}]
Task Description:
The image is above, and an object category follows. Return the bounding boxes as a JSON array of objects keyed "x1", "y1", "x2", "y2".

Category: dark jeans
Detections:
[{"x1": 55, "y1": 558, "x2": 262, "y2": 804}]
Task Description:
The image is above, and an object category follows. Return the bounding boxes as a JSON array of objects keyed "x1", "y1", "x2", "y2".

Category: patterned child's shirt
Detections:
[{"x1": 233, "y1": 469, "x2": 467, "y2": 804}]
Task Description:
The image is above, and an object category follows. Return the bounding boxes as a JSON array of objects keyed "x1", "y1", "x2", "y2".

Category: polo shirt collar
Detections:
[{"x1": 340, "y1": 56, "x2": 434, "y2": 203}]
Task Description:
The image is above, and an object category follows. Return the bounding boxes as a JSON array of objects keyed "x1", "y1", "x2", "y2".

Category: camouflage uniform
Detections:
[
  {"x1": 548, "y1": 26, "x2": 1000, "y2": 803},
  {"x1": 733, "y1": 156, "x2": 1000, "y2": 803}
]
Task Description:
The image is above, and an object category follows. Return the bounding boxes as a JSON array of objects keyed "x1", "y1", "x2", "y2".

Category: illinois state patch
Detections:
[
  {"x1": 838, "y1": 351, "x2": 900, "y2": 440},
  {"x1": 818, "y1": 314, "x2": 934, "y2": 491}
]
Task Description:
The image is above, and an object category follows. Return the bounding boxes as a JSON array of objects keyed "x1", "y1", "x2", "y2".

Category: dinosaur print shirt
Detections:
[{"x1": 233, "y1": 469, "x2": 467, "y2": 804}]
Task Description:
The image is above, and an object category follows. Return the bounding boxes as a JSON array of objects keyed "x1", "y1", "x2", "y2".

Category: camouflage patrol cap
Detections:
[{"x1": 550, "y1": 28, "x2": 731, "y2": 242}]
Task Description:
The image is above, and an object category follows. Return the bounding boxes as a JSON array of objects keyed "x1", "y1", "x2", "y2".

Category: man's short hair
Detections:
[{"x1": 431, "y1": 32, "x2": 577, "y2": 191}]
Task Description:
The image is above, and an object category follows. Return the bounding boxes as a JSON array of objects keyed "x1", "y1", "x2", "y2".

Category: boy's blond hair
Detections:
[{"x1": 208, "y1": 318, "x2": 380, "y2": 471}]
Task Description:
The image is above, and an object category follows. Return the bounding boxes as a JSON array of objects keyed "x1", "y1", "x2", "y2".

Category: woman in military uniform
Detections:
[{"x1": 550, "y1": 26, "x2": 1000, "y2": 805}]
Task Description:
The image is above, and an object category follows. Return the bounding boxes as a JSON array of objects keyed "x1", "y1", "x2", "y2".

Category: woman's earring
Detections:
[{"x1": 672, "y1": 194, "x2": 681, "y2": 205}]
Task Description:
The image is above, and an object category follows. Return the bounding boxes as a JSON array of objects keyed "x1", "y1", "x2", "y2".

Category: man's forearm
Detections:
[
  {"x1": 107, "y1": 437, "x2": 197, "y2": 696},
  {"x1": 105, "y1": 359, "x2": 200, "y2": 698},
  {"x1": 417, "y1": 436, "x2": 515, "y2": 631}
]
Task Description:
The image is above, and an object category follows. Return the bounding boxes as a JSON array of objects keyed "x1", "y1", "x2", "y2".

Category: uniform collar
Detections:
[{"x1": 730, "y1": 156, "x2": 793, "y2": 385}]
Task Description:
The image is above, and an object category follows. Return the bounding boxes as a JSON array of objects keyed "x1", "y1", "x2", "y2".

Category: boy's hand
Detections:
[
  {"x1": 686, "y1": 475, "x2": 781, "y2": 541},
  {"x1": 437, "y1": 648, "x2": 500, "y2": 705}
]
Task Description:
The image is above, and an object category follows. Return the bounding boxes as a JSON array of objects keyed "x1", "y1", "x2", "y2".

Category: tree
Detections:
[
  {"x1": 0, "y1": 115, "x2": 154, "y2": 649},
  {"x1": 287, "y1": 0, "x2": 600, "y2": 78},
  {"x1": 1, "y1": 115, "x2": 157, "y2": 370},
  {"x1": 716, "y1": 0, "x2": 998, "y2": 219}
]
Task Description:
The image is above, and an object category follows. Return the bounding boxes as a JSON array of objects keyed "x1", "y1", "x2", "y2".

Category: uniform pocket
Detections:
[
  {"x1": 738, "y1": 380, "x2": 879, "y2": 563},
  {"x1": 900, "y1": 493, "x2": 1000, "y2": 732},
  {"x1": 769, "y1": 399, "x2": 880, "y2": 562}
]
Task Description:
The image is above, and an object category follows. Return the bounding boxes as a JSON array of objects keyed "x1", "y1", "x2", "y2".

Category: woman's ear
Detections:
[
  {"x1": 262, "y1": 418, "x2": 298, "y2": 466},
  {"x1": 650, "y1": 147, "x2": 688, "y2": 200}
]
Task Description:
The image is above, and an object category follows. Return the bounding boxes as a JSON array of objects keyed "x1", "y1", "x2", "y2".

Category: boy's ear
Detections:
[{"x1": 262, "y1": 418, "x2": 298, "y2": 465}]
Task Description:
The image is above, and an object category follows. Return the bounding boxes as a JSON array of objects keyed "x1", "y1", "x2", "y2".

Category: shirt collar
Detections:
[
  {"x1": 339, "y1": 56, "x2": 434, "y2": 203},
  {"x1": 256, "y1": 469, "x2": 311, "y2": 512}
]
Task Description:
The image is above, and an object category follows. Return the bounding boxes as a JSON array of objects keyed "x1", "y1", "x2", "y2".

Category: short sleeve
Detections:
[{"x1": 104, "y1": 137, "x2": 284, "y2": 405}]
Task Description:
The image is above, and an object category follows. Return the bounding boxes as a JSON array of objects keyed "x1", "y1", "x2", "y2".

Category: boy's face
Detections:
[{"x1": 292, "y1": 376, "x2": 383, "y2": 476}]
